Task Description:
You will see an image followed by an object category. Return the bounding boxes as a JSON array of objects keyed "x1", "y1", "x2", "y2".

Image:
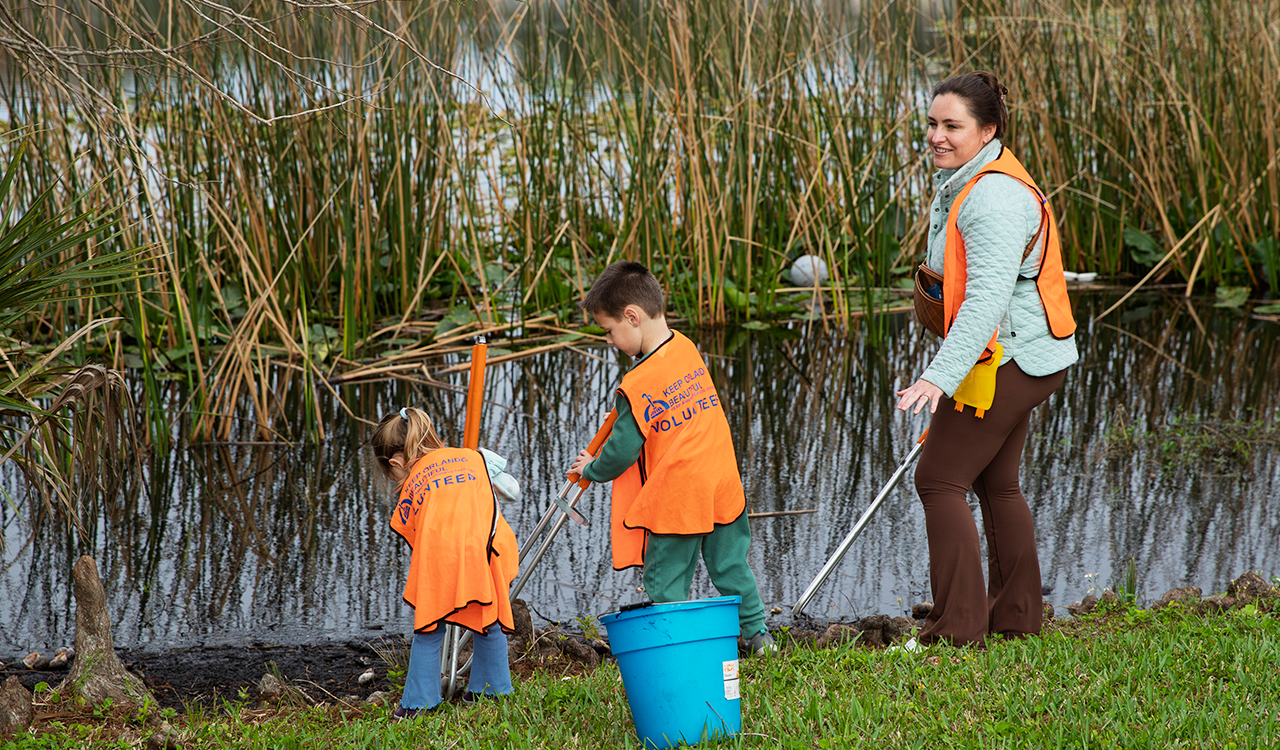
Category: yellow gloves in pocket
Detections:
[{"x1": 952, "y1": 342, "x2": 1003, "y2": 418}]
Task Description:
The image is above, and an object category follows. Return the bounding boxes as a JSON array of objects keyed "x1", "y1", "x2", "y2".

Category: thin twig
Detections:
[{"x1": 747, "y1": 509, "x2": 817, "y2": 519}]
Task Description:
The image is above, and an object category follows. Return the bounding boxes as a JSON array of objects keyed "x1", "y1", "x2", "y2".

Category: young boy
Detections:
[{"x1": 568, "y1": 261, "x2": 775, "y2": 656}]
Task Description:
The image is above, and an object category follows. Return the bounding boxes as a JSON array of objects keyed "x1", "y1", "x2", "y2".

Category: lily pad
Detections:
[
  {"x1": 1213, "y1": 287, "x2": 1250, "y2": 308},
  {"x1": 1124, "y1": 227, "x2": 1164, "y2": 266},
  {"x1": 436, "y1": 306, "x2": 478, "y2": 336}
]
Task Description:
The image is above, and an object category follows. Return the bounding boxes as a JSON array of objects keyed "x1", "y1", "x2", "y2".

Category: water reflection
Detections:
[{"x1": 3, "y1": 293, "x2": 1278, "y2": 654}]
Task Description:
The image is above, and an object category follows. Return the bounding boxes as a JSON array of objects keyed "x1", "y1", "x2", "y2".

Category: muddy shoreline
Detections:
[
  {"x1": 5, "y1": 572, "x2": 1275, "y2": 713},
  {"x1": 1, "y1": 619, "x2": 832, "y2": 711}
]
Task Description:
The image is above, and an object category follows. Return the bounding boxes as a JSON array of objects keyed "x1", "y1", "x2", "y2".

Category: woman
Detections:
[{"x1": 895, "y1": 71, "x2": 1078, "y2": 648}]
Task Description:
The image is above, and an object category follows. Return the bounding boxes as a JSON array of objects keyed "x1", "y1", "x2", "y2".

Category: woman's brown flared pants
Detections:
[{"x1": 915, "y1": 360, "x2": 1065, "y2": 648}]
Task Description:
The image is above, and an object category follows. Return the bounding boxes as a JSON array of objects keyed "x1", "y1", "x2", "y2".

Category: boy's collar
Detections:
[{"x1": 636, "y1": 330, "x2": 675, "y2": 360}]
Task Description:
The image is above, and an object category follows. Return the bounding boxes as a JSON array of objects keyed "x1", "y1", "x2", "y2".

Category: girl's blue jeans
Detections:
[{"x1": 400, "y1": 625, "x2": 513, "y2": 710}]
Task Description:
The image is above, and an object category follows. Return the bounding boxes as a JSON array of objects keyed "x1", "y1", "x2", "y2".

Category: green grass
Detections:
[{"x1": 13, "y1": 604, "x2": 1279, "y2": 749}]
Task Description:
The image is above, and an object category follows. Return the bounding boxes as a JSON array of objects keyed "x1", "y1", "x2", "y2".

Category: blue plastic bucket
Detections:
[{"x1": 601, "y1": 596, "x2": 742, "y2": 749}]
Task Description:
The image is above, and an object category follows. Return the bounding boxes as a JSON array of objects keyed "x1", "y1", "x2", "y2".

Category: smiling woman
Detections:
[{"x1": 894, "y1": 71, "x2": 1079, "y2": 649}]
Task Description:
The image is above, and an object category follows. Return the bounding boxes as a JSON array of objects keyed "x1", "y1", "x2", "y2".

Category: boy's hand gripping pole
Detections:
[
  {"x1": 509, "y1": 410, "x2": 618, "y2": 601},
  {"x1": 546, "y1": 409, "x2": 619, "y2": 527},
  {"x1": 791, "y1": 430, "x2": 928, "y2": 618}
]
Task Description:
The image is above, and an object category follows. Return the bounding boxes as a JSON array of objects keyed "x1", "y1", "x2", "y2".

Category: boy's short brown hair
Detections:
[{"x1": 581, "y1": 261, "x2": 665, "y2": 319}]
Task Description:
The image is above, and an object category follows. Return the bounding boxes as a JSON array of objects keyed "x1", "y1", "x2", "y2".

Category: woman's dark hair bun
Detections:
[
  {"x1": 932, "y1": 70, "x2": 1009, "y2": 139},
  {"x1": 972, "y1": 71, "x2": 1008, "y2": 102}
]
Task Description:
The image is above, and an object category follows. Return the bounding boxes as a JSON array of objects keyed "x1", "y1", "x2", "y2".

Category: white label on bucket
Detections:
[
  {"x1": 723, "y1": 659, "x2": 740, "y2": 700},
  {"x1": 722, "y1": 659, "x2": 739, "y2": 680}
]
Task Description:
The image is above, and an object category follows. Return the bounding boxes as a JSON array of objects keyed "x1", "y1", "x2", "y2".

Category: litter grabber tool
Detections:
[
  {"x1": 550, "y1": 478, "x2": 589, "y2": 526},
  {"x1": 510, "y1": 409, "x2": 618, "y2": 600},
  {"x1": 445, "y1": 336, "x2": 488, "y2": 697},
  {"x1": 454, "y1": 410, "x2": 618, "y2": 679},
  {"x1": 791, "y1": 430, "x2": 928, "y2": 618}
]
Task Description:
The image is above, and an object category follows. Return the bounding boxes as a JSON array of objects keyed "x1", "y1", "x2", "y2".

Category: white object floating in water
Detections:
[{"x1": 789, "y1": 254, "x2": 829, "y2": 286}]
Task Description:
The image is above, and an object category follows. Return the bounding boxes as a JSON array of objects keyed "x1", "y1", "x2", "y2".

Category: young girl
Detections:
[{"x1": 371, "y1": 407, "x2": 520, "y2": 718}]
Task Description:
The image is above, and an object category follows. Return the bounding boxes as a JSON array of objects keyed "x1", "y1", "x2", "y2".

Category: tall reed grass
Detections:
[{"x1": 2, "y1": 0, "x2": 1277, "y2": 438}]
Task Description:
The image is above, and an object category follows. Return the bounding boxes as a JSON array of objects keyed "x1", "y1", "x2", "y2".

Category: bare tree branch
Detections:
[{"x1": 1, "y1": 0, "x2": 499, "y2": 126}]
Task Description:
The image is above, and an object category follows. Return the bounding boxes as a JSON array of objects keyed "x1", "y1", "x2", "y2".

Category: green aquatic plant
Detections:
[{"x1": 0, "y1": 138, "x2": 145, "y2": 541}]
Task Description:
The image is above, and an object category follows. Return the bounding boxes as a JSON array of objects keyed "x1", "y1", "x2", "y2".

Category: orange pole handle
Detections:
[
  {"x1": 568, "y1": 409, "x2": 618, "y2": 486},
  {"x1": 917, "y1": 428, "x2": 928, "y2": 444},
  {"x1": 462, "y1": 339, "x2": 487, "y2": 450}
]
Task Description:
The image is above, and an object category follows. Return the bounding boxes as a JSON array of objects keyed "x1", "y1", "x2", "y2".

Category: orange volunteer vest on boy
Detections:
[
  {"x1": 942, "y1": 147, "x2": 1077, "y2": 359},
  {"x1": 390, "y1": 448, "x2": 518, "y2": 634},
  {"x1": 609, "y1": 331, "x2": 746, "y2": 570}
]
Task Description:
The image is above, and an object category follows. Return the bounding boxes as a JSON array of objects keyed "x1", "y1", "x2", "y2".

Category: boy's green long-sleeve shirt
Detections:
[
  {"x1": 581, "y1": 349, "x2": 651, "y2": 483},
  {"x1": 579, "y1": 334, "x2": 765, "y2": 637}
]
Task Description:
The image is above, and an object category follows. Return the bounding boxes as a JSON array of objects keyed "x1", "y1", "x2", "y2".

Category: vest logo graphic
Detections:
[{"x1": 642, "y1": 393, "x2": 669, "y2": 423}]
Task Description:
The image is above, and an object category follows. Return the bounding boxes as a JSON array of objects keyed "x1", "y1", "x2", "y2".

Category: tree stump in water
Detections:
[{"x1": 57, "y1": 555, "x2": 153, "y2": 707}]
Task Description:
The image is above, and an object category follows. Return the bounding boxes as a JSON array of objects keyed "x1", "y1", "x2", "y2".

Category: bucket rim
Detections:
[{"x1": 600, "y1": 595, "x2": 742, "y2": 624}]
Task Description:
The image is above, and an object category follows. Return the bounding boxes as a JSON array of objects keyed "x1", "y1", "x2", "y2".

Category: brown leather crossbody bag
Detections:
[{"x1": 913, "y1": 263, "x2": 946, "y2": 337}]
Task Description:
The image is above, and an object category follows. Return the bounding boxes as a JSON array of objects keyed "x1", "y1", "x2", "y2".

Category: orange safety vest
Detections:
[
  {"x1": 609, "y1": 331, "x2": 746, "y2": 570},
  {"x1": 942, "y1": 147, "x2": 1077, "y2": 360},
  {"x1": 390, "y1": 448, "x2": 518, "y2": 634}
]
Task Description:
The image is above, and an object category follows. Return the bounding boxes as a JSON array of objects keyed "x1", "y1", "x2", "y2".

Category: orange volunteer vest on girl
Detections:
[
  {"x1": 390, "y1": 448, "x2": 518, "y2": 634},
  {"x1": 942, "y1": 147, "x2": 1077, "y2": 357},
  {"x1": 609, "y1": 331, "x2": 746, "y2": 570}
]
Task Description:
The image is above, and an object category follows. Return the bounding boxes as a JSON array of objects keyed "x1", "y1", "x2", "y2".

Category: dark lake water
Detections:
[{"x1": 3, "y1": 292, "x2": 1278, "y2": 655}]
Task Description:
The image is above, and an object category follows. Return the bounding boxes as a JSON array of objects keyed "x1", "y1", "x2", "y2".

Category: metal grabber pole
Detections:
[
  {"x1": 510, "y1": 409, "x2": 617, "y2": 599},
  {"x1": 444, "y1": 335, "x2": 487, "y2": 698},
  {"x1": 791, "y1": 430, "x2": 928, "y2": 618},
  {"x1": 454, "y1": 410, "x2": 618, "y2": 676}
]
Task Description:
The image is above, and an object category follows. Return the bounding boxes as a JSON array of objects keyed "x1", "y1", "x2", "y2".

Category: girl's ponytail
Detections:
[
  {"x1": 370, "y1": 406, "x2": 446, "y2": 485},
  {"x1": 400, "y1": 407, "x2": 446, "y2": 468}
]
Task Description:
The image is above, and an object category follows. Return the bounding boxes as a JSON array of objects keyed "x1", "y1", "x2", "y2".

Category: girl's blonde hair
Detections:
[{"x1": 371, "y1": 407, "x2": 446, "y2": 488}]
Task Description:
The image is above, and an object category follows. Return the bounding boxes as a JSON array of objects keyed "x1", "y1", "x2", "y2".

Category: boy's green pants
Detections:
[{"x1": 641, "y1": 511, "x2": 767, "y2": 639}]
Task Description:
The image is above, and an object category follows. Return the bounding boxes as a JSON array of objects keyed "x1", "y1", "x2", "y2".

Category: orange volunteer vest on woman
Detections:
[
  {"x1": 609, "y1": 331, "x2": 746, "y2": 570},
  {"x1": 390, "y1": 448, "x2": 518, "y2": 634},
  {"x1": 942, "y1": 147, "x2": 1077, "y2": 358}
]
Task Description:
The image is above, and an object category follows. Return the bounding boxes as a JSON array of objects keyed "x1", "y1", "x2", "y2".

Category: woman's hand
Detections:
[
  {"x1": 896, "y1": 378, "x2": 944, "y2": 415},
  {"x1": 568, "y1": 449, "x2": 594, "y2": 477}
]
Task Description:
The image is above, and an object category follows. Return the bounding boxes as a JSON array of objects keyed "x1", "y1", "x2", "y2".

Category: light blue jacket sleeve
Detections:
[{"x1": 479, "y1": 447, "x2": 521, "y2": 503}]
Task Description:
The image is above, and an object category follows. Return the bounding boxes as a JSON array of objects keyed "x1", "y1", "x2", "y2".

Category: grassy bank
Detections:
[{"x1": 11, "y1": 601, "x2": 1278, "y2": 749}]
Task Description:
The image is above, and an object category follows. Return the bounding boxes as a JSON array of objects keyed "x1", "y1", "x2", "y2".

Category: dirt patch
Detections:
[{"x1": 4, "y1": 639, "x2": 396, "y2": 711}]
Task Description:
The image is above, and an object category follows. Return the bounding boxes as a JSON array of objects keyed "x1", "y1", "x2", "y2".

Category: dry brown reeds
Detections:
[{"x1": 2, "y1": 0, "x2": 1276, "y2": 439}]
